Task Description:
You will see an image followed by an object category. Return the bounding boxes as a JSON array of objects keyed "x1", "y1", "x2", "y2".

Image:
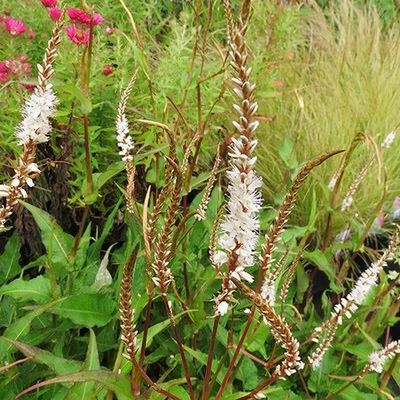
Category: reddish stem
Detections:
[{"x1": 201, "y1": 315, "x2": 220, "y2": 400}]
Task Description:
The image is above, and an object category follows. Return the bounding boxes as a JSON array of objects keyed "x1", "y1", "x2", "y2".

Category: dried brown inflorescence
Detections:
[
  {"x1": 196, "y1": 145, "x2": 221, "y2": 220},
  {"x1": 233, "y1": 277, "x2": 304, "y2": 378},
  {"x1": 151, "y1": 160, "x2": 183, "y2": 295},
  {"x1": 119, "y1": 251, "x2": 138, "y2": 363},
  {"x1": 260, "y1": 151, "x2": 343, "y2": 275}
]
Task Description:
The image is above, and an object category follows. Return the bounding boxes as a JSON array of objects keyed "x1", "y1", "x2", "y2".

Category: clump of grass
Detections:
[{"x1": 257, "y1": 0, "x2": 400, "y2": 238}]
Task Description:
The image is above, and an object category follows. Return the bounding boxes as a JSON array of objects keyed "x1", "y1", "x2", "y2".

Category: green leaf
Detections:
[
  {"x1": 183, "y1": 345, "x2": 226, "y2": 384},
  {"x1": 337, "y1": 385, "x2": 378, "y2": 400},
  {"x1": 83, "y1": 163, "x2": 125, "y2": 204},
  {"x1": 5, "y1": 338, "x2": 82, "y2": 375},
  {"x1": 0, "y1": 233, "x2": 21, "y2": 284},
  {"x1": 87, "y1": 200, "x2": 121, "y2": 265},
  {"x1": 246, "y1": 323, "x2": 268, "y2": 359},
  {"x1": 21, "y1": 202, "x2": 74, "y2": 277},
  {"x1": 74, "y1": 223, "x2": 91, "y2": 271},
  {"x1": 0, "y1": 275, "x2": 52, "y2": 303},
  {"x1": 149, "y1": 378, "x2": 187, "y2": 400},
  {"x1": 279, "y1": 137, "x2": 298, "y2": 168},
  {"x1": 0, "y1": 301, "x2": 57, "y2": 358},
  {"x1": 66, "y1": 329, "x2": 100, "y2": 400},
  {"x1": 62, "y1": 84, "x2": 93, "y2": 114},
  {"x1": 50, "y1": 294, "x2": 116, "y2": 327},
  {"x1": 236, "y1": 357, "x2": 258, "y2": 390},
  {"x1": 303, "y1": 249, "x2": 342, "y2": 293},
  {"x1": 15, "y1": 370, "x2": 132, "y2": 400}
]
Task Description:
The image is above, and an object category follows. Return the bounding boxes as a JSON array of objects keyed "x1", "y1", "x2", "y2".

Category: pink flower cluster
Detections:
[
  {"x1": 0, "y1": 15, "x2": 35, "y2": 39},
  {"x1": 66, "y1": 7, "x2": 103, "y2": 46},
  {"x1": 40, "y1": 0, "x2": 62, "y2": 21},
  {"x1": 0, "y1": 55, "x2": 33, "y2": 89}
]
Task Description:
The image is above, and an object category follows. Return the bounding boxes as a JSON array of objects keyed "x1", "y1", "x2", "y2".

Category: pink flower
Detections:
[
  {"x1": 19, "y1": 54, "x2": 29, "y2": 63},
  {"x1": 0, "y1": 62, "x2": 8, "y2": 74},
  {"x1": 49, "y1": 7, "x2": 62, "y2": 21},
  {"x1": 68, "y1": 7, "x2": 103, "y2": 26},
  {"x1": 374, "y1": 212, "x2": 385, "y2": 228},
  {"x1": 66, "y1": 24, "x2": 90, "y2": 46},
  {"x1": 105, "y1": 26, "x2": 114, "y2": 35},
  {"x1": 0, "y1": 72, "x2": 8, "y2": 82},
  {"x1": 28, "y1": 28, "x2": 36, "y2": 40},
  {"x1": 5, "y1": 17, "x2": 26, "y2": 36},
  {"x1": 102, "y1": 65, "x2": 113, "y2": 76},
  {"x1": 4, "y1": 56, "x2": 32, "y2": 77},
  {"x1": 41, "y1": 0, "x2": 57, "y2": 7}
]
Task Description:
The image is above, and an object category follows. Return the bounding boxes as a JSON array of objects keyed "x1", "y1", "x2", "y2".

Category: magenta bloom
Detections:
[
  {"x1": 0, "y1": 62, "x2": 8, "y2": 74},
  {"x1": 5, "y1": 17, "x2": 26, "y2": 36},
  {"x1": 0, "y1": 72, "x2": 8, "y2": 82},
  {"x1": 102, "y1": 65, "x2": 113, "y2": 76},
  {"x1": 24, "y1": 83, "x2": 36, "y2": 92},
  {"x1": 41, "y1": 0, "x2": 57, "y2": 7},
  {"x1": 66, "y1": 24, "x2": 90, "y2": 46},
  {"x1": 49, "y1": 7, "x2": 62, "y2": 21},
  {"x1": 0, "y1": 62, "x2": 9, "y2": 82},
  {"x1": 68, "y1": 7, "x2": 103, "y2": 26}
]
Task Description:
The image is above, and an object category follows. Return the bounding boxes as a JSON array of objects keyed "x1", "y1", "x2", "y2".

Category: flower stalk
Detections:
[{"x1": 0, "y1": 15, "x2": 64, "y2": 229}]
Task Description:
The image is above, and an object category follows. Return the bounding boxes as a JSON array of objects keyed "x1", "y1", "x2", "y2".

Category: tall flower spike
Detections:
[
  {"x1": 233, "y1": 277, "x2": 304, "y2": 378},
  {"x1": 151, "y1": 159, "x2": 182, "y2": 295},
  {"x1": 259, "y1": 151, "x2": 342, "y2": 286},
  {"x1": 119, "y1": 250, "x2": 139, "y2": 362},
  {"x1": 0, "y1": 14, "x2": 64, "y2": 230},
  {"x1": 342, "y1": 131, "x2": 397, "y2": 212},
  {"x1": 116, "y1": 70, "x2": 138, "y2": 214},
  {"x1": 213, "y1": 1, "x2": 263, "y2": 316},
  {"x1": 196, "y1": 146, "x2": 221, "y2": 220},
  {"x1": 341, "y1": 158, "x2": 373, "y2": 212},
  {"x1": 260, "y1": 248, "x2": 289, "y2": 305},
  {"x1": 309, "y1": 230, "x2": 399, "y2": 369},
  {"x1": 363, "y1": 340, "x2": 400, "y2": 373}
]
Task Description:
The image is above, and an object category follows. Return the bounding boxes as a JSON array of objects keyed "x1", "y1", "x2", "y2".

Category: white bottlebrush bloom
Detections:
[
  {"x1": 344, "y1": 261, "x2": 382, "y2": 310},
  {"x1": 115, "y1": 73, "x2": 137, "y2": 164},
  {"x1": 341, "y1": 195, "x2": 353, "y2": 212},
  {"x1": 310, "y1": 242, "x2": 396, "y2": 370},
  {"x1": 260, "y1": 277, "x2": 276, "y2": 305},
  {"x1": 214, "y1": 21, "x2": 262, "y2": 315},
  {"x1": 387, "y1": 270, "x2": 399, "y2": 281},
  {"x1": 328, "y1": 173, "x2": 338, "y2": 191},
  {"x1": 15, "y1": 83, "x2": 58, "y2": 145},
  {"x1": 368, "y1": 340, "x2": 400, "y2": 373},
  {"x1": 116, "y1": 113, "x2": 134, "y2": 162},
  {"x1": 217, "y1": 301, "x2": 229, "y2": 316},
  {"x1": 219, "y1": 157, "x2": 262, "y2": 270},
  {"x1": 381, "y1": 131, "x2": 396, "y2": 149},
  {"x1": 335, "y1": 228, "x2": 352, "y2": 243},
  {"x1": 0, "y1": 185, "x2": 11, "y2": 198}
]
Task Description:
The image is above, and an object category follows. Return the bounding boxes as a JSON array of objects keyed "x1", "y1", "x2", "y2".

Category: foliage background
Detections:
[{"x1": 1, "y1": 0, "x2": 400, "y2": 399}]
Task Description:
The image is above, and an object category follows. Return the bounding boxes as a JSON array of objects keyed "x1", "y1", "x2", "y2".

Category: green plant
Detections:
[{"x1": 1, "y1": 1, "x2": 400, "y2": 400}]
